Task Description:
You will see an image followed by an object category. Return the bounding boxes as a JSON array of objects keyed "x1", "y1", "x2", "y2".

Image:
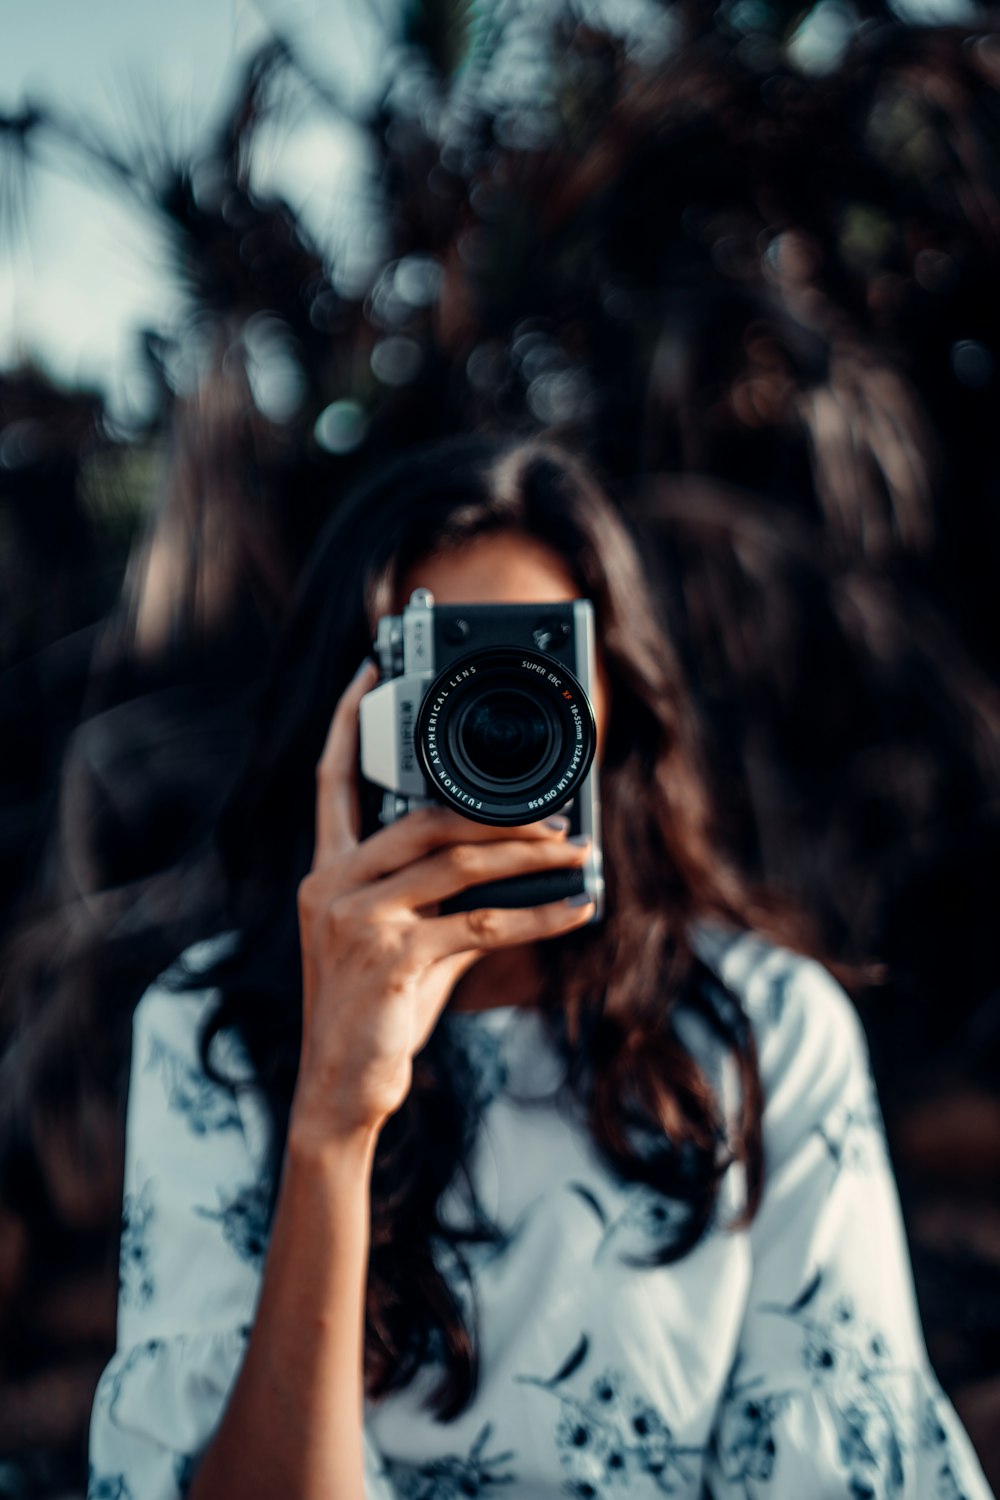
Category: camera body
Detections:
[{"x1": 359, "y1": 588, "x2": 605, "y2": 921}]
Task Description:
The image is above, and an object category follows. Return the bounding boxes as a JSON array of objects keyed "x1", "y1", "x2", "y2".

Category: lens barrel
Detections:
[{"x1": 414, "y1": 647, "x2": 597, "y2": 825}]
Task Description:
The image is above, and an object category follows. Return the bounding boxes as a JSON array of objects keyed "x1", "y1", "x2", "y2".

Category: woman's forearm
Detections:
[{"x1": 188, "y1": 1122, "x2": 381, "y2": 1500}]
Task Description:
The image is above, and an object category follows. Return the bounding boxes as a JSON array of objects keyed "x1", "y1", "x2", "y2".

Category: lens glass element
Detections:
[{"x1": 456, "y1": 689, "x2": 554, "y2": 782}]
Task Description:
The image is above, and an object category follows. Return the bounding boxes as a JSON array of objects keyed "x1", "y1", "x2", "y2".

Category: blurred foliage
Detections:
[
  {"x1": 2, "y1": 0, "x2": 1000, "y2": 1491},
  {"x1": 78, "y1": 443, "x2": 159, "y2": 546}
]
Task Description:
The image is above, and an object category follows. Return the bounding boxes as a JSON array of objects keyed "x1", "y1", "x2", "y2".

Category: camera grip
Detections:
[{"x1": 438, "y1": 867, "x2": 586, "y2": 915}]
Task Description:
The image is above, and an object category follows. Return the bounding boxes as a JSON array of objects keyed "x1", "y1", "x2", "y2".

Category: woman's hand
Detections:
[{"x1": 291, "y1": 659, "x2": 595, "y2": 1147}]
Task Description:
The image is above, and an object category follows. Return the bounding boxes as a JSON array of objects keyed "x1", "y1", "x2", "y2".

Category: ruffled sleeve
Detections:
[
  {"x1": 87, "y1": 934, "x2": 396, "y2": 1500},
  {"x1": 700, "y1": 942, "x2": 996, "y2": 1500}
]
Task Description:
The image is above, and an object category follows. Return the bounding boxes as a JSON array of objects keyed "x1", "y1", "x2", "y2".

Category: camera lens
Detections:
[
  {"x1": 415, "y1": 646, "x2": 597, "y2": 825},
  {"x1": 456, "y1": 689, "x2": 555, "y2": 782}
]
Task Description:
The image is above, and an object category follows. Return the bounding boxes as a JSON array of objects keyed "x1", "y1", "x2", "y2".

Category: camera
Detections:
[{"x1": 358, "y1": 588, "x2": 605, "y2": 921}]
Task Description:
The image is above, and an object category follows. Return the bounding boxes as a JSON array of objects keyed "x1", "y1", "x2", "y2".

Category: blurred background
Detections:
[{"x1": 2, "y1": 0, "x2": 1000, "y2": 1493}]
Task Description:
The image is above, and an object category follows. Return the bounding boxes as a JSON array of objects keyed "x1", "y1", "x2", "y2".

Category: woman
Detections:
[{"x1": 87, "y1": 432, "x2": 994, "y2": 1500}]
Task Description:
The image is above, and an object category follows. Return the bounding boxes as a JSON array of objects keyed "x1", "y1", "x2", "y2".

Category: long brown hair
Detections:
[{"x1": 185, "y1": 429, "x2": 858, "y2": 1420}]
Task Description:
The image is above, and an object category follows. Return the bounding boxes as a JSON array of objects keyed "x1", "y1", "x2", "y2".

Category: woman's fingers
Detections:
[
  {"x1": 420, "y1": 891, "x2": 596, "y2": 960},
  {"x1": 347, "y1": 803, "x2": 573, "y2": 887},
  {"x1": 365, "y1": 833, "x2": 591, "y2": 911},
  {"x1": 312, "y1": 659, "x2": 380, "y2": 872}
]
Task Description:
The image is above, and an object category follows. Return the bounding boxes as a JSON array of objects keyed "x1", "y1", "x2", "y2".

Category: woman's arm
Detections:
[{"x1": 187, "y1": 1124, "x2": 380, "y2": 1500}]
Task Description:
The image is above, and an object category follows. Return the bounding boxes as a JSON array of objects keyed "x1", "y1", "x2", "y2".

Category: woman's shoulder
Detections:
[
  {"x1": 691, "y1": 917, "x2": 866, "y2": 1052},
  {"x1": 116, "y1": 930, "x2": 272, "y2": 1350},
  {"x1": 689, "y1": 917, "x2": 875, "y2": 1165},
  {"x1": 132, "y1": 929, "x2": 243, "y2": 1061},
  {"x1": 127, "y1": 929, "x2": 269, "y2": 1167}
]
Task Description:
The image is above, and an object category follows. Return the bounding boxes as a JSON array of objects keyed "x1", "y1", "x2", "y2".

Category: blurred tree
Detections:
[{"x1": 2, "y1": 0, "x2": 1000, "y2": 1489}]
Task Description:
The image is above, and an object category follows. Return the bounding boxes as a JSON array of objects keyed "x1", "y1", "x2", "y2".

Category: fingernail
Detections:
[
  {"x1": 544, "y1": 815, "x2": 570, "y2": 832},
  {"x1": 565, "y1": 891, "x2": 595, "y2": 907},
  {"x1": 566, "y1": 833, "x2": 590, "y2": 847},
  {"x1": 352, "y1": 656, "x2": 376, "y2": 682}
]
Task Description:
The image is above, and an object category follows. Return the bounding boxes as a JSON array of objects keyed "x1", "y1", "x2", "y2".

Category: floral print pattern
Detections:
[
  {"x1": 119, "y1": 1179, "x2": 156, "y2": 1308},
  {"x1": 515, "y1": 1342, "x2": 703, "y2": 1496},
  {"x1": 145, "y1": 1032, "x2": 242, "y2": 1137},
  {"x1": 710, "y1": 1270, "x2": 987, "y2": 1499},
  {"x1": 193, "y1": 1178, "x2": 271, "y2": 1264},
  {"x1": 440, "y1": 1016, "x2": 511, "y2": 1112},
  {"x1": 87, "y1": 1467, "x2": 135, "y2": 1500},
  {"x1": 813, "y1": 1057, "x2": 890, "y2": 1175},
  {"x1": 174, "y1": 1452, "x2": 197, "y2": 1496},
  {"x1": 918, "y1": 1388, "x2": 983, "y2": 1500},
  {"x1": 567, "y1": 1179, "x2": 693, "y2": 1266},
  {"x1": 381, "y1": 1421, "x2": 517, "y2": 1498}
]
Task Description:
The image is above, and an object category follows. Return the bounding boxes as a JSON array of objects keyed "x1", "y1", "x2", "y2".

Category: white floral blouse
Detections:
[{"x1": 87, "y1": 921, "x2": 996, "y2": 1500}]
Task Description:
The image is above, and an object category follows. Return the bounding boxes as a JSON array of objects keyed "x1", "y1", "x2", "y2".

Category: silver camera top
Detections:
[{"x1": 374, "y1": 587, "x2": 436, "y2": 680}]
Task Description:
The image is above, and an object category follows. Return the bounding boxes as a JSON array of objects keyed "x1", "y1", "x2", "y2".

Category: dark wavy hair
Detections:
[{"x1": 175, "y1": 429, "x2": 847, "y2": 1421}]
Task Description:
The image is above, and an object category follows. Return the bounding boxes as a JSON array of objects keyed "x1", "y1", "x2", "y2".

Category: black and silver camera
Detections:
[{"x1": 358, "y1": 589, "x2": 605, "y2": 920}]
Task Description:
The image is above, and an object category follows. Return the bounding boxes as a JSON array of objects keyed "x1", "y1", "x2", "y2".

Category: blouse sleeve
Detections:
[
  {"x1": 700, "y1": 949, "x2": 996, "y2": 1500},
  {"x1": 87, "y1": 938, "x2": 397, "y2": 1500}
]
